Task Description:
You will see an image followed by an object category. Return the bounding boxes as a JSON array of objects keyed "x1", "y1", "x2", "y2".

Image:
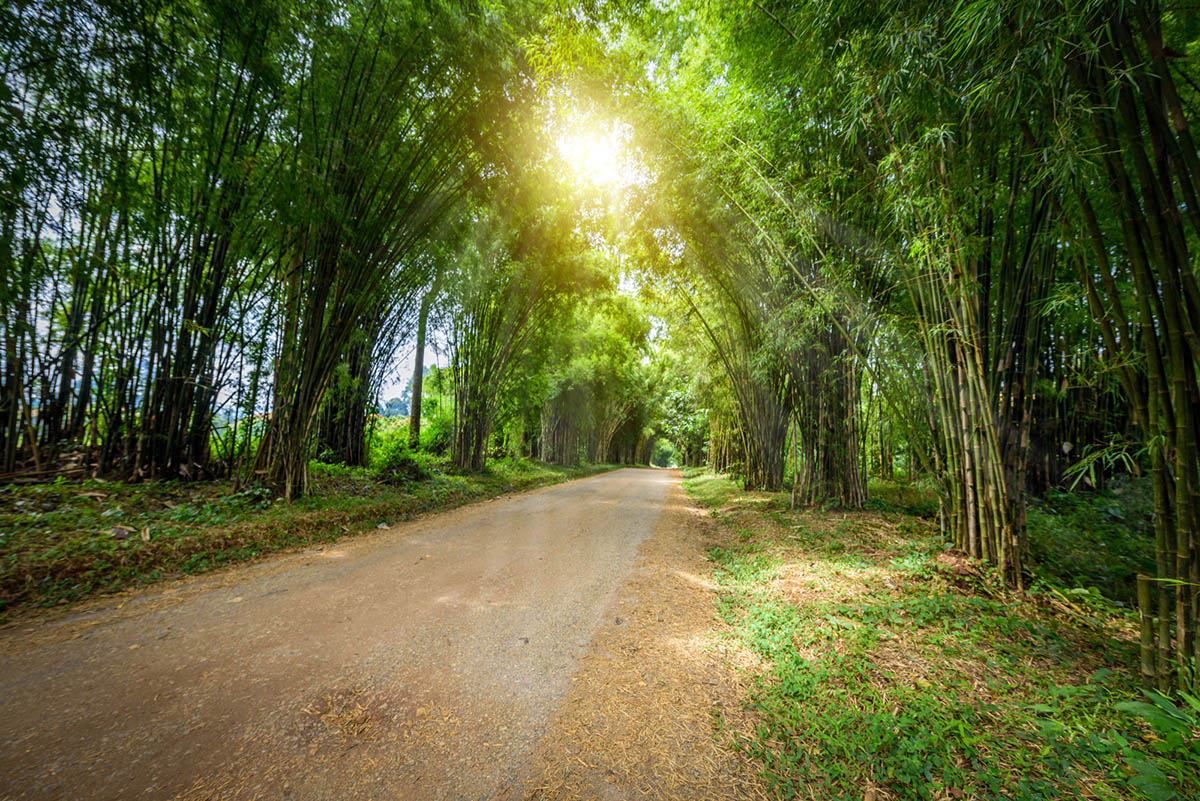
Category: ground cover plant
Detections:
[
  {"x1": 685, "y1": 473, "x2": 1200, "y2": 801},
  {"x1": 0, "y1": 459, "x2": 617, "y2": 617}
]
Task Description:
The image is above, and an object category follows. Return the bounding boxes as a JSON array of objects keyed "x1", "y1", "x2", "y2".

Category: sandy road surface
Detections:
[{"x1": 0, "y1": 468, "x2": 673, "y2": 801}]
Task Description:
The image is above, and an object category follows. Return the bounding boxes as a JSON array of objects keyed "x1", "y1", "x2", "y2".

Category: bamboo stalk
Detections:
[{"x1": 1138, "y1": 574, "x2": 1158, "y2": 690}]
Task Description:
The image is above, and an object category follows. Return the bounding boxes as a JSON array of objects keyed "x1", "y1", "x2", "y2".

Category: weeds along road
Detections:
[{"x1": 0, "y1": 467, "x2": 672, "y2": 801}]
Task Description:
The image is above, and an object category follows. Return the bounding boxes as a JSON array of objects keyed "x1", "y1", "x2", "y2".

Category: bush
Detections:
[
  {"x1": 372, "y1": 439, "x2": 429, "y2": 485},
  {"x1": 367, "y1": 417, "x2": 404, "y2": 465},
  {"x1": 420, "y1": 414, "x2": 454, "y2": 455},
  {"x1": 1026, "y1": 476, "x2": 1155, "y2": 606}
]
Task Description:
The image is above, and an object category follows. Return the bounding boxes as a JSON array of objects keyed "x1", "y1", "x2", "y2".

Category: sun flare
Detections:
[
  {"x1": 555, "y1": 120, "x2": 642, "y2": 190},
  {"x1": 558, "y1": 130, "x2": 621, "y2": 186}
]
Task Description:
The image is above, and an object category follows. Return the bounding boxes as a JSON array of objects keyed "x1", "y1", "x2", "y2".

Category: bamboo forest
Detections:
[{"x1": 4, "y1": 1, "x2": 1200, "y2": 799}]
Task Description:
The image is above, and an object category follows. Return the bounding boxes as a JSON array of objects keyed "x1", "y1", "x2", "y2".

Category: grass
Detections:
[
  {"x1": 0, "y1": 457, "x2": 618, "y2": 618},
  {"x1": 685, "y1": 472, "x2": 1199, "y2": 801}
]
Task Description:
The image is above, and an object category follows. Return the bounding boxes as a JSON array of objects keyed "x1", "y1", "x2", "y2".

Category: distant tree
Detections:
[{"x1": 380, "y1": 398, "x2": 408, "y2": 418}]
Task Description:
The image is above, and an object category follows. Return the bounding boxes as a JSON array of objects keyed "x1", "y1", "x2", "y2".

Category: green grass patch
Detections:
[
  {"x1": 685, "y1": 472, "x2": 1199, "y2": 801},
  {"x1": 0, "y1": 459, "x2": 618, "y2": 616},
  {"x1": 684, "y1": 471, "x2": 746, "y2": 510}
]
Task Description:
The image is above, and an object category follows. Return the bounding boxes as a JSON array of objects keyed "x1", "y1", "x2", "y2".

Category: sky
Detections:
[{"x1": 379, "y1": 341, "x2": 445, "y2": 403}]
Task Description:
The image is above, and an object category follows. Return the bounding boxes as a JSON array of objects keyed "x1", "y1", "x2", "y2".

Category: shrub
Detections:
[
  {"x1": 367, "y1": 416, "x2": 408, "y2": 467},
  {"x1": 1026, "y1": 476, "x2": 1155, "y2": 605},
  {"x1": 372, "y1": 439, "x2": 429, "y2": 485},
  {"x1": 420, "y1": 414, "x2": 453, "y2": 455}
]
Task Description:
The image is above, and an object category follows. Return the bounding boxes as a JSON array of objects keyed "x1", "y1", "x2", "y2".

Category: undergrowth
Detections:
[
  {"x1": 0, "y1": 459, "x2": 616, "y2": 617},
  {"x1": 1026, "y1": 477, "x2": 1156, "y2": 607},
  {"x1": 686, "y1": 472, "x2": 1199, "y2": 801}
]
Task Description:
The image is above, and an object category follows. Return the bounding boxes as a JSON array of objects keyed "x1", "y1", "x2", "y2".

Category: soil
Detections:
[{"x1": 0, "y1": 468, "x2": 763, "y2": 801}]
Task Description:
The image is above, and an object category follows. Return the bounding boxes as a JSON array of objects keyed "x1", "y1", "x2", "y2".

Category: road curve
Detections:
[{"x1": 0, "y1": 467, "x2": 674, "y2": 801}]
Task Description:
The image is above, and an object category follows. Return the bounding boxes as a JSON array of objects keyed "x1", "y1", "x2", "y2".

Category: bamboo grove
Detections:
[
  {"x1": 5, "y1": 0, "x2": 1200, "y2": 690},
  {"x1": 602, "y1": 0, "x2": 1200, "y2": 689},
  {"x1": 1, "y1": 0, "x2": 658, "y2": 494}
]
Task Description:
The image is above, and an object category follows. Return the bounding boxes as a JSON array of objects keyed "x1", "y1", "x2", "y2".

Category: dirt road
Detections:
[{"x1": 0, "y1": 468, "x2": 681, "y2": 801}]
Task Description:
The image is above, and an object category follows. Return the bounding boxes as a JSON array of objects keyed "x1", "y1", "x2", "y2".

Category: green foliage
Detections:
[
  {"x1": 8, "y1": 0, "x2": 1200, "y2": 778},
  {"x1": 420, "y1": 415, "x2": 455, "y2": 456},
  {"x1": 380, "y1": 397, "x2": 409, "y2": 418},
  {"x1": 649, "y1": 439, "x2": 676, "y2": 467},
  {"x1": 866, "y1": 478, "x2": 940, "y2": 518},
  {"x1": 1027, "y1": 479, "x2": 1156, "y2": 606},
  {"x1": 368, "y1": 415, "x2": 440, "y2": 479},
  {"x1": 407, "y1": 366, "x2": 455, "y2": 456},
  {"x1": 685, "y1": 472, "x2": 1196, "y2": 801},
  {"x1": 367, "y1": 417, "x2": 408, "y2": 468},
  {"x1": 535, "y1": 289, "x2": 658, "y2": 466},
  {"x1": 372, "y1": 440, "x2": 430, "y2": 486},
  {"x1": 1116, "y1": 691, "x2": 1200, "y2": 800}
]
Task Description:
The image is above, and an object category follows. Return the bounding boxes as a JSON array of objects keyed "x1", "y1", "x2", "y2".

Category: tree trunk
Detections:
[{"x1": 409, "y1": 288, "x2": 433, "y2": 450}]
